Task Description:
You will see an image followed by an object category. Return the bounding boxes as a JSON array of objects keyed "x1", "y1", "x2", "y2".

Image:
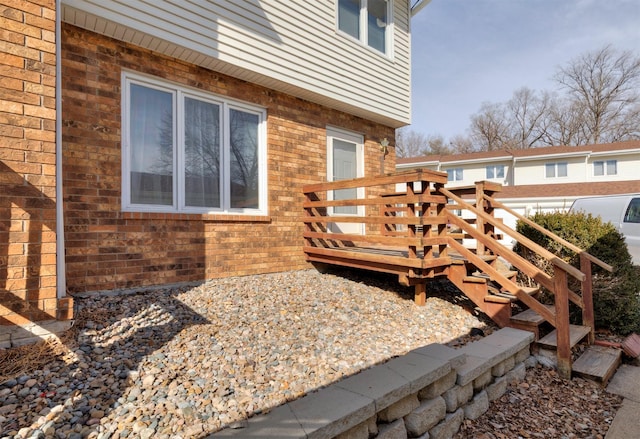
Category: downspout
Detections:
[{"x1": 55, "y1": 0, "x2": 66, "y2": 298}]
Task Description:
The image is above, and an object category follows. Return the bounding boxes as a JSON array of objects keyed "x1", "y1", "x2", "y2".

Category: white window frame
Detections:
[
  {"x1": 486, "y1": 164, "x2": 505, "y2": 179},
  {"x1": 593, "y1": 159, "x2": 617, "y2": 177},
  {"x1": 121, "y1": 71, "x2": 268, "y2": 215},
  {"x1": 545, "y1": 162, "x2": 568, "y2": 179},
  {"x1": 446, "y1": 168, "x2": 463, "y2": 182},
  {"x1": 336, "y1": 0, "x2": 394, "y2": 57}
]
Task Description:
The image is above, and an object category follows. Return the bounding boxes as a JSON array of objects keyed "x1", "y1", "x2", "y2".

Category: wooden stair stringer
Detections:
[{"x1": 446, "y1": 263, "x2": 512, "y2": 328}]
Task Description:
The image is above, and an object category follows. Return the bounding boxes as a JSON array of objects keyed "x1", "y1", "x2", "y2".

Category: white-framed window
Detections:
[
  {"x1": 121, "y1": 71, "x2": 267, "y2": 215},
  {"x1": 593, "y1": 160, "x2": 617, "y2": 176},
  {"x1": 486, "y1": 164, "x2": 505, "y2": 179},
  {"x1": 337, "y1": 0, "x2": 392, "y2": 55},
  {"x1": 446, "y1": 168, "x2": 463, "y2": 182},
  {"x1": 545, "y1": 162, "x2": 568, "y2": 178}
]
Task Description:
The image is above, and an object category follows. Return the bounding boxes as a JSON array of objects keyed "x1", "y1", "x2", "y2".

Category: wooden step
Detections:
[
  {"x1": 489, "y1": 285, "x2": 540, "y2": 302},
  {"x1": 572, "y1": 345, "x2": 622, "y2": 384},
  {"x1": 537, "y1": 324, "x2": 591, "y2": 350},
  {"x1": 471, "y1": 270, "x2": 518, "y2": 281},
  {"x1": 509, "y1": 305, "x2": 554, "y2": 339}
]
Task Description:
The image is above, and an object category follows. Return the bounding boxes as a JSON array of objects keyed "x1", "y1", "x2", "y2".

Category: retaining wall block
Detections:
[
  {"x1": 473, "y1": 369, "x2": 492, "y2": 391},
  {"x1": 428, "y1": 408, "x2": 464, "y2": 439},
  {"x1": 485, "y1": 375, "x2": 508, "y2": 402},
  {"x1": 410, "y1": 344, "x2": 466, "y2": 371},
  {"x1": 378, "y1": 394, "x2": 419, "y2": 423},
  {"x1": 463, "y1": 389, "x2": 489, "y2": 421},
  {"x1": 442, "y1": 382, "x2": 473, "y2": 413},
  {"x1": 491, "y1": 355, "x2": 515, "y2": 378},
  {"x1": 334, "y1": 423, "x2": 368, "y2": 439},
  {"x1": 515, "y1": 346, "x2": 531, "y2": 363},
  {"x1": 404, "y1": 396, "x2": 446, "y2": 437},
  {"x1": 376, "y1": 419, "x2": 407, "y2": 439},
  {"x1": 385, "y1": 352, "x2": 451, "y2": 394},
  {"x1": 418, "y1": 369, "x2": 457, "y2": 401},
  {"x1": 456, "y1": 328, "x2": 533, "y2": 386},
  {"x1": 336, "y1": 365, "x2": 411, "y2": 413},
  {"x1": 506, "y1": 362, "x2": 526, "y2": 385}
]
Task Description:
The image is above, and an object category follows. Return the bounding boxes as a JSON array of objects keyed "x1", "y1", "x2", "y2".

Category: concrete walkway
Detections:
[{"x1": 605, "y1": 364, "x2": 640, "y2": 438}]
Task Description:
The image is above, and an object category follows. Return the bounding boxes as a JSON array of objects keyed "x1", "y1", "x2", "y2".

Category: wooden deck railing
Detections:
[{"x1": 303, "y1": 170, "x2": 452, "y2": 299}]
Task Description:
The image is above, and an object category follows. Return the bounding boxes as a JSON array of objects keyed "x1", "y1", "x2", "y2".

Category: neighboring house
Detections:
[
  {"x1": 397, "y1": 140, "x2": 640, "y2": 244},
  {"x1": 1, "y1": 1, "x2": 428, "y2": 345}
]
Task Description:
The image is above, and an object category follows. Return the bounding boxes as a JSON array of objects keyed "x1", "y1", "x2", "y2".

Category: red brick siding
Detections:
[
  {"x1": 0, "y1": 0, "x2": 73, "y2": 325},
  {"x1": 61, "y1": 24, "x2": 397, "y2": 293}
]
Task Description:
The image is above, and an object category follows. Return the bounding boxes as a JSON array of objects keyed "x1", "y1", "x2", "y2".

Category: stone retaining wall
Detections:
[{"x1": 211, "y1": 327, "x2": 534, "y2": 438}]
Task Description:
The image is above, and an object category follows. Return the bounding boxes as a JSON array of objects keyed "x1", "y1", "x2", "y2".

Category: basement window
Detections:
[{"x1": 121, "y1": 72, "x2": 267, "y2": 215}]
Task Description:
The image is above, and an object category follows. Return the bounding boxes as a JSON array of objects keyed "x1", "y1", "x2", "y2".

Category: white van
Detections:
[{"x1": 569, "y1": 194, "x2": 640, "y2": 265}]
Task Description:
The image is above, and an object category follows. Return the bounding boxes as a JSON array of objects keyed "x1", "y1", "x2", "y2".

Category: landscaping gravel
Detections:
[{"x1": 0, "y1": 268, "x2": 491, "y2": 438}]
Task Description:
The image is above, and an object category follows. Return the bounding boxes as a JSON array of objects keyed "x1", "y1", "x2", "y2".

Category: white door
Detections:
[{"x1": 327, "y1": 127, "x2": 364, "y2": 234}]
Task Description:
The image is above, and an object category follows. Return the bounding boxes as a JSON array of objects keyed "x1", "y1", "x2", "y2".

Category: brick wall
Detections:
[
  {"x1": 61, "y1": 24, "x2": 397, "y2": 294},
  {"x1": 0, "y1": 0, "x2": 73, "y2": 325}
]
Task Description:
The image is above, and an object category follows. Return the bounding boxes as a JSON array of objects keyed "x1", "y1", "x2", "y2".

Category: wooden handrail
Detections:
[
  {"x1": 446, "y1": 211, "x2": 584, "y2": 308},
  {"x1": 484, "y1": 194, "x2": 613, "y2": 272},
  {"x1": 440, "y1": 187, "x2": 586, "y2": 282},
  {"x1": 447, "y1": 238, "x2": 557, "y2": 326}
]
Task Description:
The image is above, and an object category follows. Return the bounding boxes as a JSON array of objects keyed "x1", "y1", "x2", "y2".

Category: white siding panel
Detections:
[{"x1": 61, "y1": 0, "x2": 412, "y2": 127}]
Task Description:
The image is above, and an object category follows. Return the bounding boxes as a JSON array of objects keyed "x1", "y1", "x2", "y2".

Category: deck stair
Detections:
[
  {"x1": 537, "y1": 324, "x2": 592, "y2": 350},
  {"x1": 302, "y1": 170, "x2": 616, "y2": 380},
  {"x1": 572, "y1": 345, "x2": 622, "y2": 384},
  {"x1": 509, "y1": 305, "x2": 553, "y2": 339}
]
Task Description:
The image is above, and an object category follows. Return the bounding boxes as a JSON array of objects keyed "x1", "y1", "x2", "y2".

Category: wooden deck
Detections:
[{"x1": 302, "y1": 169, "x2": 613, "y2": 380}]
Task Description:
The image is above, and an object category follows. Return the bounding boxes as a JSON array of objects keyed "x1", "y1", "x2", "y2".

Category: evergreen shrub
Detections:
[{"x1": 515, "y1": 211, "x2": 640, "y2": 335}]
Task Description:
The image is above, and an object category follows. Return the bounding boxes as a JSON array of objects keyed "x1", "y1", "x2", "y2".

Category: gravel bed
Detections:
[{"x1": 0, "y1": 269, "x2": 491, "y2": 438}]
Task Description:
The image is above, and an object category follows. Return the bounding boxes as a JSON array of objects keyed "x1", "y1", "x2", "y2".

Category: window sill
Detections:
[{"x1": 122, "y1": 212, "x2": 272, "y2": 223}]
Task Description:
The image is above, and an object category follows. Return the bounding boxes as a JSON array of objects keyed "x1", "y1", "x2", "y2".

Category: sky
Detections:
[{"x1": 409, "y1": 0, "x2": 640, "y2": 141}]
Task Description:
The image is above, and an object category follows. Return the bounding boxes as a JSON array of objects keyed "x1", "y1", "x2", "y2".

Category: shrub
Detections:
[{"x1": 515, "y1": 211, "x2": 640, "y2": 335}]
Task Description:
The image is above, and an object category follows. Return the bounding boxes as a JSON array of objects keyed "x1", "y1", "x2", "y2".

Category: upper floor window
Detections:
[
  {"x1": 337, "y1": 0, "x2": 391, "y2": 55},
  {"x1": 447, "y1": 168, "x2": 463, "y2": 182},
  {"x1": 486, "y1": 164, "x2": 505, "y2": 179},
  {"x1": 594, "y1": 160, "x2": 617, "y2": 176},
  {"x1": 545, "y1": 162, "x2": 567, "y2": 178},
  {"x1": 122, "y1": 72, "x2": 267, "y2": 215}
]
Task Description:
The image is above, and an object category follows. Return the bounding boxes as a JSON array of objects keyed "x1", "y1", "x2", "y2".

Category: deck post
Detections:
[
  {"x1": 554, "y1": 266, "x2": 572, "y2": 379},
  {"x1": 580, "y1": 254, "x2": 595, "y2": 344},
  {"x1": 475, "y1": 182, "x2": 486, "y2": 256},
  {"x1": 414, "y1": 282, "x2": 426, "y2": 306}
]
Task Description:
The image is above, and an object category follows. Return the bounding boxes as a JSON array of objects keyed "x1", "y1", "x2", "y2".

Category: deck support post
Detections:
[
  {"x1": 554, "y1": 266, "x2": 572, "y2": 379},
  {"x1": 580, "y1": 254, "x2": 595, "y2": 344},
  {"x1": 414, "y1": 282, "x2": 426, "y2": 306}
]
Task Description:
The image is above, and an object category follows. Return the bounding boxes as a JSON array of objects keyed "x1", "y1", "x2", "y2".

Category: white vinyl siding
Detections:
[{"x1": 61, "y1": 0, "x2": 411, "y2": 127}]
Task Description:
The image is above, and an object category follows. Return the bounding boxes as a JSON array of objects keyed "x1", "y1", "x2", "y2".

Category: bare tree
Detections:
[
  {"x1": 469, "y1": 102, "x2": 510, "y2": 151},
  {"x1": 449, "y1": 134, "x2": 475, "y2": 154},
  {"x1": 506, "y1": 87, "x2": 551, "y2": 149},
  {"x1": 539, "y1": 97, "x2": 590, "y2": 146},
  {"x1": 554, "y1": 45, "x2": 640, "y2": 144},
  {"x1": 395, "y1": 127, "x2": 430, "y2": 158}
]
